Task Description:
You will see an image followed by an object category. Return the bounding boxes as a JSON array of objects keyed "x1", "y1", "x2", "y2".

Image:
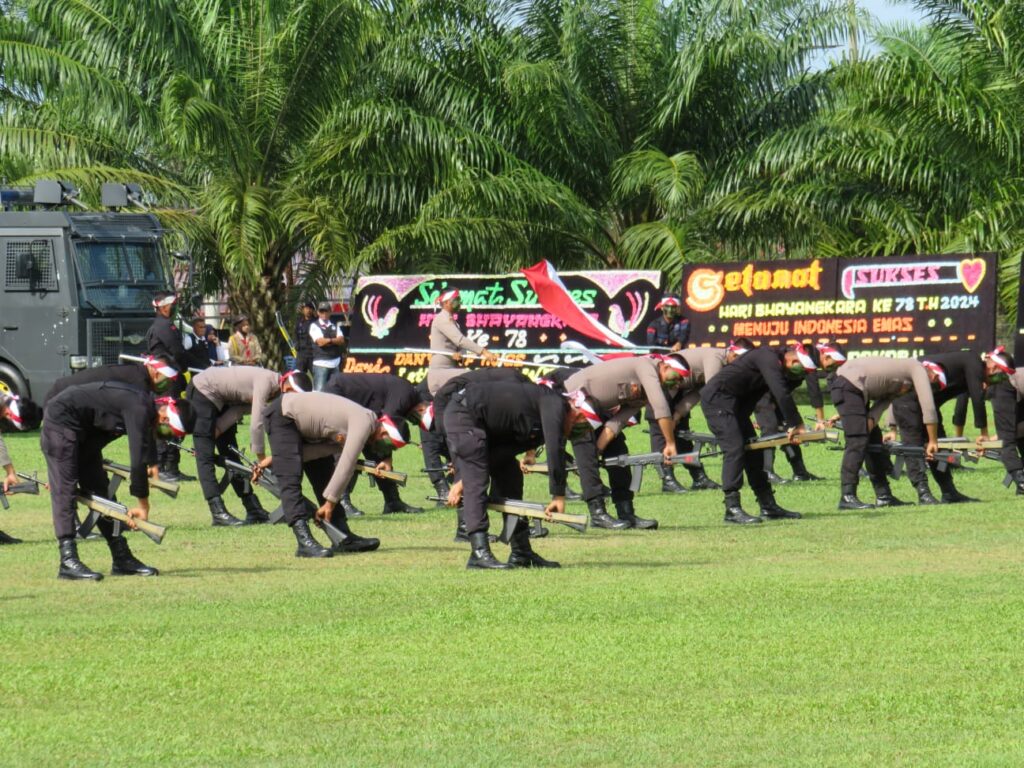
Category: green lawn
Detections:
[{"x1": 1, "y1": 417, "x2": 1022, "y2": 767}]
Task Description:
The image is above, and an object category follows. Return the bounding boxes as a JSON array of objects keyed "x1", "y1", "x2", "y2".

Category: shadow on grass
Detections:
[
  {"x1": 805, "y1": 509, "x2": 891, "y2": 519},
  {"x1": 170, "y1": 566, "x2": 288, "y2": 577},
  {"x1": 574, "y1": 560, "x2": 700, "y2": 569}
]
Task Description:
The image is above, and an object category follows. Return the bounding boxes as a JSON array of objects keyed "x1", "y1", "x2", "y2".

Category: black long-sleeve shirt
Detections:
[
  {"x1": 44, "y1": 363, "x2": 151, "y2": 406},
  {"x1": 45, "y1": 381, "x2": 157, "y2": 498},
  {"x1": 462, "y1": 381, "x2": 569, "y2": 497},
  {"x1": 920, "y1": 351, "x2": 987, "y2": 429},
  {"x1": 145, "y1": 314, "x2": 188, "y2": 370},
  {"x1": 700, "y1": 347, "x2": 804, "y2": 427},
  {"x1": 323, "y1": 373, "x2": 421, "y2": 422}
]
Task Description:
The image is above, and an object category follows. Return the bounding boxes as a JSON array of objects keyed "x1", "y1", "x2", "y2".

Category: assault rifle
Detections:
[
  {"x1": 77, "y1": 493, "x2": 166, "y2": 544},
  {"x1": 746, "y1": 429, "x2": 840, "y2": 451},
  {"x1": 427, "y1": 495, "x2": 587, "y2": 543},
  {"x1": 675, "y1": 430, "x2": 720, "y2": 455},
  {"x1": 937, "y1": 438, "x2": 1003, "y2": 451},
  {"x1": 0, "y1": 472, "x2": 40, "y2": 509},
  {"x1": 103, "y1": 459, "x2": 179, "y2": 499},
  {"x1": 523, "y1": 450, "x2": 703, "y2": 493},
  {"x1": 870, "y1": 442, "x2": 977, "y2": 480},
  {"x1": 356, "y1": 460, "x2": 408, "y2": 487},
  {"x1": 169, "y1": 440, "x2": 233, "y2": 494}
]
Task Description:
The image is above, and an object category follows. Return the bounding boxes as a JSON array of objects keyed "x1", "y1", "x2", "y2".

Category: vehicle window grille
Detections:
[
  {"x1": 5, "y1": 240, "x2": 58, "y2": 292},
  {"x1": 86, "y1": 319, "x2": 153, "y2": 366}
]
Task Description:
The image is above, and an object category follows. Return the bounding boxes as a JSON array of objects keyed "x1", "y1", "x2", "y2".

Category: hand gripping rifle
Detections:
[
  {"x1": 78, "y1": 493, "x2": 167, "y2": 544},
  {"x1": 427, "y1": 495, "x2": 587, "y2": 543},
  {"x1": 870, "y1": 442, "x2": 977, "y2": 480},
  {"x1": 746, "y1": 429, "x2": 841, "y2": 451},
  {"x1": 103, "y1": 459, "x2": 179, "y2": 499},
  {"x1": 227, "y1": 448, "x2": 348, "y2": 547},
  {"x1": 937, "y1": 438, "x2": 1003, "y2": 451},
  {"x1": 0, "y1": 472, "x2": 41, "y2": 510},
  {"x1": 355, "y1": 460, "x2": 408, "y2": 487}
]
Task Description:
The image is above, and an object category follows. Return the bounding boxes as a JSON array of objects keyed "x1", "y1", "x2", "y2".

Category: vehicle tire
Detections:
[{"x1": 0, "y1": 363, "x2": 29, "y2": 399}]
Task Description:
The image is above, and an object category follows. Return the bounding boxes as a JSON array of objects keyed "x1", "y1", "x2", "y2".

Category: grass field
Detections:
[{"x1": 2, "y1": 414, "x2": 1023, "y2": 767}]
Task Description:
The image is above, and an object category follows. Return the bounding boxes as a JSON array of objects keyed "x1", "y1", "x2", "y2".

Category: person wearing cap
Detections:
[
  {"x1": 294, "y1": 301, "x2": 317, "y2": 375},
  {"x1": 831, "y1": 355, "x2": 941, "y2": 510},
  {"x1": 228, "y1": 316, "x2": 264, "y2": 367},
  {"x1": 188, "y1": 366, "x2": 305, "y2": 526},
  {"x1": 0, "y1": 394, "x2": 43, "y2": 545},
  {"x1": 444, "y1": 378, "x2": 593, "y2": 569},
  {"x1": 981, "y1": 347, "x2": 1024, "y2": 494},
  {"x1": 254, "y1": 392, "x2": 390, "y2": 558},
  {"x1": 888, "y1": 351, "x2": 988, "y2": 504},
  {"x1": 309, "y1": 302, "x2": 346, "y2": 390},
  {"x1": 323, "y1": 372, "x2": 431, "y2": 516},
  {"x1": 183, "y1": 315, "x2": 214, "y2": 372},
  {"x1": 44, "y1": 356, "x2": 179, "y2": 405},
  {"x1": 146, "y1": 290, "x2": 193, "y2": 481},
  {"x1": 427, "y1": 289, "x2": 497, "y2": 395},
  {"x1": 562, "y1": 355, "x2": 684, "y2": 530},
  {"x1": 646, "y1": 293, "x2": 690, "y2": 352},
  {"x1": 700, "y1": 345, "x2": 810, "y2": 524},
  {"x1": 40, "y1": 380, "x2": 195, "y2": 580}
]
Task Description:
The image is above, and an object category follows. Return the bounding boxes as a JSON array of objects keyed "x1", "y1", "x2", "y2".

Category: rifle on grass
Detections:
[
  {"x1": 103, "y1": 459, "x2": 179, "y2": 499},
  {"x1": 0, "y1": 472, "x2": 40, "y2": 510},
  {"x1": 746, "y1": 429, "x2": 840, "y2": 451},
  {"x1": 870, "y1": 443, "x2": 977, "y2": 480},
  {"x1": 937, "y1": 438, "x2": 1003, "y2": 451},
  {"x1": 77, "y1": 493, "x2": 166, "y2": 544},
  {"x1": 169, "y1": 440, "x2": 233, "y2": 494},
  {"x1": 427, "y1": 495, "x2": 587, "y2": 543}
]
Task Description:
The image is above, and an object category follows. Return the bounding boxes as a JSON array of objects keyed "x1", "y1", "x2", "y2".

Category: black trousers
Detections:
[
  {"x1": 444, "y1": 399, "x2": 523, "y2": 534},
  {"x1": 754, "y1": 395, "x2": 803, "y2": 470},
  {"x1": 420, "y1": 427, "x2": 450, "y2": 486},
  {"x1": 891, "y1": 392, "x2": 945, "y2": 485},
  {"x1": 831, "y1": 378, "x2": 892, "y2": 486},
  {"x1": 647, "y1": 410, "x2": 701, "y2": 479},
  {"x1": 573, "y1": 429, "x2": 631, "y2": 503},
  {"x1": 264, "y1": 399, "x2": 330, "y2": 524},
  {"x1": 986, "y1": 382, "x2": 1024, "y2": 474},
  {"x1": 41, "y1": 423, "x2": 117, "y2": 541},
  {"x1": 703, "y1": 396, "x2": 767, "y2": 495},
  {"x1": 295, "y1": 351, "x2": 314, "y2": 375},
  {"x1": 190, "y1": 389, "x2": 248, "y2": 501}
]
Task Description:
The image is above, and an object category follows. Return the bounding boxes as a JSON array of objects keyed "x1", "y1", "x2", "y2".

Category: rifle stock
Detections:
[
  {"x1": 356, "y1": 461, "x2": 408, "y2": 486},
  {"x1": 77, "y1": 494, "x2": 166, "y2": 544},
  {"x1": 103, "y1": 460, "x2": 179, "y2": 498},
  {"x1": 0, "y1": 475, "x2": 40, "y2": 509},
  {"x1": 427, "y1": 495, "x2": 588, "y2": 541},
  {"x1": 938, "y1": 438, "x2": 1003, "y2": 450},
  {"x1": 746, "y1": 429, "x2": 840, "y2": 451}
]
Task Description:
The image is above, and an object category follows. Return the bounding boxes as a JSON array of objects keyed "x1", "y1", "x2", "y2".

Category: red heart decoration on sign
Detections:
[{"x1": 959, "y1": 258, "x2": 986, "y2": 293}]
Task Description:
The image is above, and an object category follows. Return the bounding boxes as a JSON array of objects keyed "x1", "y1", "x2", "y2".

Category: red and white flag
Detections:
[{"x1": 520, "y1": 260, "x2": 634, "y2": 348}]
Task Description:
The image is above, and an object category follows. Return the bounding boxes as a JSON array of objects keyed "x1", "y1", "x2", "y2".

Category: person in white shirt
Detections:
[{"x1": 309, "y1": 301, "x2": 346, "y2": 390}]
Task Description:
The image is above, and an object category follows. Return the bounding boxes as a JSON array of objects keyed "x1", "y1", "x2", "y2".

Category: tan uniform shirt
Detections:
[
  {"x1": 279, "y1": 392, "x2": 377, "y2": 503},
  {"x1": 563, "y1": 356, "x2": 671, "y2": 435},
  {"x1": 227, "y1": 332, "x2": 263, "y2": 366},
  {"x1": 193, "y1": 367, "x2": 280, "y2": 454},
  {"x1": 668, "y1": 348, "x2": 729, "y2": 419},
  {"x1": 427, "y1": 309, "x2": 484, "y2": 394},
  {"x1": 837, "y1": 357, "x2": 939, "y2": 424}
]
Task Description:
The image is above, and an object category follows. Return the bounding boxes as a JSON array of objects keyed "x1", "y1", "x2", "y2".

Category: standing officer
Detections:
[
  {"x1": 700, "y1": 345, "x2": 811, "y2": 524},
  {"x1": 445, "y1": 379, "x2": 593, "y2": 569},
  {"x1": 562, "y1": 355, "x2": 684, "y2": 530},
  {"x1": 146, "y1": 290, "x2": 193, "y2": 482},
  {"x1": 188, "y1": 365, "x2": 300, "y2": 526},
  {"x1": 982, "y1": 347, "x2": 1024, "y2": 494},
  {"x1": 0, "y1": 394, "x2": 43, "y2": 544},
  {"x1": 427, "y1": 289, "x2": 496, "y2": 395},
  {"x1": 294, "y1": 301, "x2": 316, "y2": 375},
  {"x1": 254, "y1": 392, "x2": 404, "y2": 558},
  {"x1": 831, "y1": 355, "x2": 940, "y2": 509},
  {"x1": 41, "y1": 381, "x2": 195, "y2": 580},
  {"x1": 323, "y1": 371, "x2": 431, "y2": 516},
  {"x1": 309, "y1": 301, "x2": 347, "y2": 390},
  {"x1": 646, "y1": 294, "x2": 690, "y2": 351}
]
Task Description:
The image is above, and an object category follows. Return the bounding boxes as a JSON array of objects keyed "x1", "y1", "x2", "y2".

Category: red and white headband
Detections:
[
  {"x1": 815, "y1": 342, "x2": 846, "y2": 362},
  {"x1": 279, "y1": 370, "x2": 307, "y2": 393},
  {"x1": 2, "y1": 395, "x2": 24, "y2": 429},
  {"x1": 567, "y1": 390, "x2": 603, "y2": 430},
  {"x1": 156, "y1": 396, "x2": 187, "y2": 437},
  {"x1": 418, "y1": 403, "x2": 435, "y2": 431},
  {"x1": 152, "y1": 294, "x2": 177, "y2": 308},
  {"x1": 144, "y1": 356, "x2": 179, "y2": 379},
  {"x1": 655, "y1": 296, "x2": 681, "y2": 309},
  {"x1": 921, "y1": 361, "x2": 947, "y2": 389},
  {"x1": 986, "y1": 346, "x2": 1015, "y2": 375},
  {"x1": 378, "y1": 415, "x2": 409, "y2": 449},
  {"x1": 726, "y1": 340, "x2": 749, "y2": 356},
  {"x1": 654, "y1": 354, "x2": 691, "y2": 377},
  {"x1": 792, "y1": 344, "x2": 817, "y2": 371},
  {"x1": 436, "y1": 289, "x2": 460, "y2": 305}
]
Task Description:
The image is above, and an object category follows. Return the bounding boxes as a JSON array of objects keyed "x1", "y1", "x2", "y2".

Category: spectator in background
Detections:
[
  {"x1": 309, "y1": 301, "x2": 346, "y2": 390},
  {"x1": 206, "y1": 323, "x2": 228, "y2": 366},
  {"x1": 183, "y1": 314, "x2": 213, "y2": 372},
  {"x1": 294, "y1": 300, "x2": 316, "y2": 375},
  {"x1": 228, "y1": 316, "x2": 264, "y2": 366}
]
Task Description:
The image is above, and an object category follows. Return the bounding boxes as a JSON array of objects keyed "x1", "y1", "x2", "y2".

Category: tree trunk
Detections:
[{"x1": 233, "y1": 272, "x2": 290, "y2": 371}]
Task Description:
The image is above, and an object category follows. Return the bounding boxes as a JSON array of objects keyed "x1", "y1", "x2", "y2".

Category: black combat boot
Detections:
[
  {"x1": 528, "y1": 519, "x2": 549, "y2": 538},
  {"x1": 754, "y1": 487, "x2": 802, "y2": 519},
  {"x1": 454, "y1": 515, "x2": 497, "y2": 543},
  {"x1": 565, "y1": 484, "x2": 583, "y2": 501},
  {"x1": 724, "y1": 491, "x2": 762, "y2": 524},
  {"x1": 240, "y1": 493, "x2": 270, "y2": 524},
  {"x1": 208, "y1": 496, "x2": 245, "y2": 527},
  {"x1": 872, "y1": 481, "x2": 909, "y2": 507},
  {"x1": 339, "y1": 492, "x2": 366, "y2": 518},
  {"x1": 291, "y1": 519, "x2": 333, "y2": 558},
  {"x1": 1013, "y1": 470, "x2": 1024, "y2": 496},
  {"x1": 431, "y1": 477, "x2": 450, "y2": 508},
  {"x1": 507, "y1": 520, "x2": 560, "y2": 568},
  {"x1": 764, "y1": 449, "x2": 789, "y2": 485},
  {"x1": 657, "y1": 465, "x2": 688, "y2": 494},
  {"x1": 688, "y1": 468, "x2": 721, "y2": 490},
  {"x1": 381, "y1": 481, "x2": 425, "y2": 514},
  {"x1": 466, "y1": 531, "x2": 509, "y2": 570},
  {"x1": 838, "y1": 484, "x2": 872, "y2": 510},
  {"x1": 588, "y1": 497, "x2": 629, "y2": 530},
  {"x1": 57, "y1": 538, "x2": 103, "y2": 581},
  {"x1": 0, "y1": 529, "x2": 22, "y2": 545},
  {"x1": 913, "y1": 480, "x2": 941, "y2": 505},
  {"x1": 614, "y1": 499, "x2": 658, "y2": 530},
  {"x1": 159, "y1": 451, "x2": 195, "y2": 483},
  {"x1": 789, "y1": 455, "x2": 823, "y2": 482},
  {"x1": 108, "y1": 536, "x2": 159, "y2": 576},
  {"x1": 933, "y1": 469, "x2": 978, "y2": 503},
  {"x1": 328, "y1": 509, "x2": 380, "y2": 554}
]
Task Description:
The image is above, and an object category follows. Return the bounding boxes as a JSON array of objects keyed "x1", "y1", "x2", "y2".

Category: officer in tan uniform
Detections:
[{"x1": 426, "y1": 289, "x2": 496, "y2": 395}]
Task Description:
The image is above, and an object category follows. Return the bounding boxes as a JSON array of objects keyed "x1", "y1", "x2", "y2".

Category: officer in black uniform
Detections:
[
  {"x1": 756, "y1": 369, "x2": 825, "y2": 484},
  {"x1": 700, "y1": 345, "x2": 810, "y2": 524},
  {"x1": 981, "y1": 348, "x2": 1024, "y2": 493},
  {"x1": 323, "y1": 372, "x2": 431, "y2": 516},
  {"x1": 41, "y1": 381, "x2": 196, "y2": 580},
  {"x1": 445, "y1": 379, "x2": 592, "y2": 569},
  {"x1": 890, "y1": 351, "x2": 987, "y2": 504},
  {"x1": 145, "y1": 291, "x2": 193, "y2": 481},
  {"x1": 646, "y1": 294, "x2": 690, "y2": 351},
  {"x1": 294, "y1": 301, "x2": 316, "y2": 375},
  {"x1": 416, "y1": 381, "x2": 451, "y2": 507},
  {"x1": 44, "y1": 356, "x2": 178, "y2": 405},
  {"x1": 0, "y1": 395, "x2": 43, "y2": 544}
]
